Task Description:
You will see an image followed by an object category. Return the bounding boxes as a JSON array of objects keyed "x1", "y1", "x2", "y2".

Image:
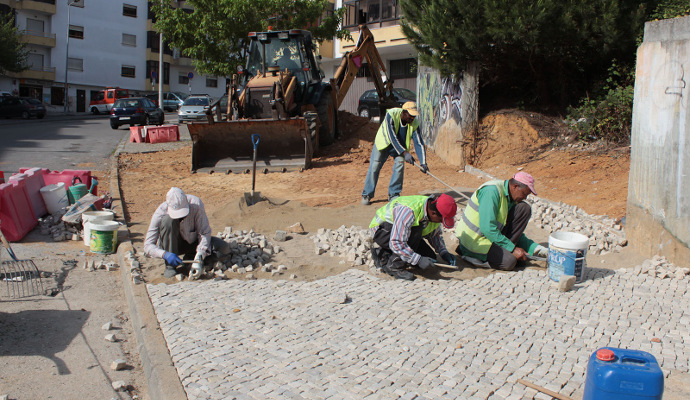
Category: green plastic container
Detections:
[{"x1": 67, "y1": 183, "x2": 88, "y2": 204}]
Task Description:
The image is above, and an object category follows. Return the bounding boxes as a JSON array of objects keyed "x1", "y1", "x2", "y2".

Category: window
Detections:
[
  {"x1": 121, "y1": 65, "x2": 136, "y2": 78},
  {"x1": 123, "y1": 4, "x2": 137, "y2": 18},
  {"x1": 179, "y1": 75, "x2": 189, "y2": 84},
  {"x1": 26, "y1": 18, "x2": 44, "y2": 34},
  {"x1": 390, "y1": 58, "x2": 417, "y2": 79},
  {"x1": 91, "y1": 91, "x2": 103, "y2": 101},
  {"x1": 67, "y1": 57, "x2": 83, "y2": 71},
  {"x1": 27, "y1": 53, "x2": 44, "y2": 70},
  {"x1": 69, "y1": 25, "x2": 84, "y2": 39},
  {"x1": 122, "y1": 33, "x2": 136, "y2": 47},
  {"x1": 206, "y1": 78, "x2": 217, "y2": 88}
]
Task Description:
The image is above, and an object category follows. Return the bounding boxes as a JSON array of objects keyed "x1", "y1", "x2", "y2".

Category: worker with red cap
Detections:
[
  {"x1": 369, "y1": 193, "x2": 457, "y2": 280},
  {"x1": 454, "y1": 172, "x2": 548, "y2": 271}
]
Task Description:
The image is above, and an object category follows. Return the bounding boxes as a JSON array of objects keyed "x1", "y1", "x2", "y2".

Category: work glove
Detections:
[
  {"x1": 440, "y1": 251, "x2": 456, "y2": 266},
  {"x1": 189, "y1": 253, "x2": 204, "y2": 280},
  {"x1": 534, "y1": 245, "x2": 549, "y2": 258},
  {"x1": 403, "y1": 152, "x2": 416, "y2": 165},
  {"x1": 417, "y1": 256, "x2": 435, "y2": 270},
  {"x1": 420, "y1": 163, "x2": 429, "y2": 173},
  {"x1": 163, "y1": 252, "x2": 183, "y2": 267}
]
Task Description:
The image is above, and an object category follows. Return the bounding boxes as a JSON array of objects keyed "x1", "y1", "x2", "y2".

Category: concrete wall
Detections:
[
  {"x1": 628, "y1": 15, "x2": 690, "y2": 265},
  {"x1": 417, "y1": 65, "x2": 464, "y2": 167}
]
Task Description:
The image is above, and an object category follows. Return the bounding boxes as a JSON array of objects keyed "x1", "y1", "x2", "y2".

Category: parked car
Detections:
[
  {"x1": 0, "y1": 96, "x2": 33, "y2": 119},
  {"x1": 178, "y1": 95, "x2": 212, "y2": 123},
  {"x1": 90, "y1": 87, "x2": 130, "y2": 115},
  {"x1": 20, "y1": 97, "x2": 46, "y2": 119},
  {"x1": 163, "y1": 92, "x2": 188, "y2": 112},
  {"x1": 144, "y1": 94, "x2": 159, "y2": 107},
  {"x1": 109, "y1": 97, "x2": 165, "y2": 129},
  {"x1": 357, "y1": 88, "x2": 417, "y2": 119}
]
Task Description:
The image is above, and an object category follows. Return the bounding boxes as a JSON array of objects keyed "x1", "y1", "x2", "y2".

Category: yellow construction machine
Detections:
[{"x1": 188, "y1": 25, "x2": 398, "y2": 173}]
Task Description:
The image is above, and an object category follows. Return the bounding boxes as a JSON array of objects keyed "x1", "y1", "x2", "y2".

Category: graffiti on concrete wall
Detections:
[{"x1": 416, "y1": 65, "x2": 462, "y2": 147}]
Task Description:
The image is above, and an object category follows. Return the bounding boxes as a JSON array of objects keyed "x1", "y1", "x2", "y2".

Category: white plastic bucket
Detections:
[
  {"x1": 548, "y1": 231, "x2": 589, "y2": 283},
  {"x1": 39, "y1": 183, "x2": 70, "y2": 214},
  {"x1": 89, "y1": 220, "x2": 119, "y2": 254},
  {"x1": 82, "y1": 211, "x2": 115, "y2": 246}
]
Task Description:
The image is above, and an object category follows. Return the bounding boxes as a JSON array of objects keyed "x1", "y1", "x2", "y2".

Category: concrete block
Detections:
[{"x1": 111, "y1": 359, "x2": 127, "y2": 371}]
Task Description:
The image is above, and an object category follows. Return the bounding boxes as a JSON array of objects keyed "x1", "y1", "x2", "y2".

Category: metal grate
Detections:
[{"x1": 1, "y1": 260, "x2": 44, "y2": 299}]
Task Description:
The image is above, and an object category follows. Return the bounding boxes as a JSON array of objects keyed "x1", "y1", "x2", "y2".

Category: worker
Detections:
[
  {"x1": 370, "y1": 193, "x2": 457, "y2": 281},
  {"x1": 361, "y1": 101, "x2": 428, "y2": 205},
  {"x1": 454, "y1": 172, "x2": 549, "y2": 271},
  {"x1": 144, "y1": 187, "x2": 217, "y2": 279}
]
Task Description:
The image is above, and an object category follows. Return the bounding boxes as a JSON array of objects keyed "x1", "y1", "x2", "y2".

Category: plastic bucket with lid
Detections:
[
  {"x1": 547, "y1": 231, "x2": 588, "y2": 283},
  {"x1": 89, "y1": 220, "x2": 119, "y2": 254},
  {"x1": 82, "y1": 211, "x2": 115, "y2": 246},
  {"x1": 39, "y1": 183, "x2": 69, "y2": 214}
]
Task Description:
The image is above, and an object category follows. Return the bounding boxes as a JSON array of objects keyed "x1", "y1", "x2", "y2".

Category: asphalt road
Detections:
[{"x1": 0, "y1": 113, "x2": 178, "y2": 175}]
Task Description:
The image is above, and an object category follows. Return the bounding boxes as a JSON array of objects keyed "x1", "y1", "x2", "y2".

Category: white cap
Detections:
[{"x1": 166, "y1": 187, "x2": 189, "y2": 219}]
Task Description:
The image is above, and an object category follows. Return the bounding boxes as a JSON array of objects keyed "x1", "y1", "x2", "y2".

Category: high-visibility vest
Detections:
[
  {"x1": 455, "y1": 180, "x2": 509, "y2": 255},
  {"x1": 373, "y1": 108, "x2": 420, "y2": 151},
  {"x1": 370, "y1": 195, "x2": 439, "y2": 236}
]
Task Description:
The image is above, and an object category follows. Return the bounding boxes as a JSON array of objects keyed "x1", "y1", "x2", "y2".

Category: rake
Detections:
[{"x1": 0, "y1": 222, "x2": 44, "y2": 299}]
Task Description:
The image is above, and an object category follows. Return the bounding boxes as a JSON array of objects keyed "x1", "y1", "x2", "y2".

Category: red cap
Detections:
[
  {"x1": 433, "y1": 194, "x2": 457, "y2": 229},
  {"x1": 513, "y1": 171, "x2": 537, "y2": 195},
  {"x1": 596, "y1": 349, "x2": 615, "y2": 361}
]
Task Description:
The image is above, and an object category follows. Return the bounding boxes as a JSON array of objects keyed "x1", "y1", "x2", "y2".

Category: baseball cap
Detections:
[
  {"x1": 166, "y1": 187, "x2": 190, "y2": 219},
  {"x1": 433, "y1": 193, "x2": 457, "y2": 229},
  {"x1": 513, "y1": 172, "x2": 537, "y2": 195},
  {"x1": 402, "y1": 102, "x2": 419, "y2": 116}
]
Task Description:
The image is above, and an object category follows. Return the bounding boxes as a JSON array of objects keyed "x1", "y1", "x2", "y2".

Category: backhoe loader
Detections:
[{"x1": 188, "y1": 25, "x2": 398, "y2": 174}]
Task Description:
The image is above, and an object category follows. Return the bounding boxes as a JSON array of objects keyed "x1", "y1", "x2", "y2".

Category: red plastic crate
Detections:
[
  {"x1": 147, "y1": 125, "x2": 179, "y2": 144},
  {"x1": 0, "y1": 180, "x2": 38, "y2": 241}
]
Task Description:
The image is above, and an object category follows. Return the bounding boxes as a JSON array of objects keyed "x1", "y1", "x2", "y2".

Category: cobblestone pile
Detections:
[
  {"x1": 311, "y1": 225, "x2": 375, "y2": 268},
  {"x1": 148, "y1": 266, "x2": 689, "y2": 400},
  {"x1": 530, "y1": 198, "x2": 627, "y2": 255},
  {"x1": 214, "y1": 227, "x2": 284, "y2": 275},
  {"x1": 634, "y1": 255, "x2": 689, "y2": 280}
]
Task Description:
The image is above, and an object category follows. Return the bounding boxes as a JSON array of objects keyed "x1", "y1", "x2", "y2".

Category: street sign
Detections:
[
  {"x1": 151, "y1": 71, "x2": 158, "y2": 80},
  {"x1": 187, "y1": 72, "x2": 194, "y2": 79}
]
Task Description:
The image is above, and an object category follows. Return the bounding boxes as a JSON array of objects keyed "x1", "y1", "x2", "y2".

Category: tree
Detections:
[
  {"x1": 0, "y1": 13, "x2": 27, "y2": 74},
  {"x1": 400, "y1": 0, "x2": 659, "y2": 111},
  {"x1": 152, "y1": 0, "x2": 349, "y2": 78}
]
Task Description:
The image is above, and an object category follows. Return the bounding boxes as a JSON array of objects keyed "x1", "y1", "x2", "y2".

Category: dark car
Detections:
[
  {"x1": 357, "y1": 88, "x2": 417, "y2": 119},
  {"x1": 0, "y1": 96, "x2": 34, "y2": 119},
  {"x1": 109, "y1": 97, "x2": 165, "y2": 129},
  {"x1": 20, "y1": 97, "x2": 46, "y2": 119}
]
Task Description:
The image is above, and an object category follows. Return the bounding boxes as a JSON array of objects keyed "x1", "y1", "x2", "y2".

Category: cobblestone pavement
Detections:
[{"x1": 148, "y1": 267, "x2": 689, "y2": 400}]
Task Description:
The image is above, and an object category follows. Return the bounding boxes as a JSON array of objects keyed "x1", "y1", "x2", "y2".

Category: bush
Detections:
[{"x1": 566, "y1": 61, "x2": 634, "y2": 145}]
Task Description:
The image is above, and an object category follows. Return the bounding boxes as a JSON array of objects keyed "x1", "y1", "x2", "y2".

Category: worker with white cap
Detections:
[
  {"x1": 454, "y1": 172, "x2": 548, "y2": 270},
  {"x1": 144, "y1": 187, "x2": 214, "y2": 279},
  {"x1": 361, "y1": 101, "x2": 428, "y2": 206}
]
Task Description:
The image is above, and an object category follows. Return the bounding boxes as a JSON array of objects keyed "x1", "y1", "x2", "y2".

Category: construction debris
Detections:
[{"x1": 311, "y1": 225, "x2": 376, "y2": 270}]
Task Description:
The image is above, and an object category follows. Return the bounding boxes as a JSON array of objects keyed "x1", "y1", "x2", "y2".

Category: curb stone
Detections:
[{"x1": 112, "y1": 134, "x2": 187, "y2": 400}]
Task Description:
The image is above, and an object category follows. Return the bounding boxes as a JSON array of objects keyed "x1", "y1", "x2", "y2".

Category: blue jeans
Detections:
[{"x1": 362, "y1": 145, "x2": 405, "y2": 199}]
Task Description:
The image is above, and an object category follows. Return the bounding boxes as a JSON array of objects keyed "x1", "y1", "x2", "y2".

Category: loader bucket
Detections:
[{"x1": 189, "y1": 118, "x2": 314, "y2": 174}]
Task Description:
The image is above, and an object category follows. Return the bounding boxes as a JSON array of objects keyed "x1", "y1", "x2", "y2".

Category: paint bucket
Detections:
[
  {"x1": 39, "y1": 183, "x2": 70, "y2": 214},
  {"x1": 68, "y1": 183, "x2": 88, "y2": 204},
  {"x1": 583, "y1": 347, "x2": 663, "y2": 400},
  {"x1": 89, "y1": 220, "x2": 119, "y2": 254},
  {"x1": 547, "y1": 231, "x2": 588, "y2": 283},
  {"x1": 82, "y1": 210, "x2": 115, "y2": 246}
]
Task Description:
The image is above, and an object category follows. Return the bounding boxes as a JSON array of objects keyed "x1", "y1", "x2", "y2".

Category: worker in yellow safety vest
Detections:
[{"x1": 454, "y1": 172, "x2": 548, "y2": 270}]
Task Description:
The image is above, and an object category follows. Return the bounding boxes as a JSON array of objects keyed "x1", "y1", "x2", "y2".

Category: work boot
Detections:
[
  {"x1": 371, "y1": 247, "x2": 390, "y2": 270},
  {"x1": 382, "y1": 255, "x2": 415, "y2": 281},
  {"x1": 361, "y1": 196, "x2": 371, "y2": 205},
  {"x1": 388, "y1": 195, "x2": 399, "y2": 202},
  {"x1": 163, "y1": 266, "x2": 177, "y2": 278}
]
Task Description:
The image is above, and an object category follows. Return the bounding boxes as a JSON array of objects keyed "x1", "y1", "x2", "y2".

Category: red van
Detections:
[{"x1": 89, "y1": 87, "x2": 129, "y2": 114}]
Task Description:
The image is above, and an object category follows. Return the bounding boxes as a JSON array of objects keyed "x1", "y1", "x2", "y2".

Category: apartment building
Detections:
[{"x1": 0, "y1": 0, "x2": 223, "y2": 113}]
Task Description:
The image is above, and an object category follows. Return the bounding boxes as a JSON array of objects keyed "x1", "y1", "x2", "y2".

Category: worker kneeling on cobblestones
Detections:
[
  {"x1": 369, "y1": 194, "x2": 457, "y2": 281},
  {"x1": 144, "y1": 187, "x2": 222, "y2": 279},
  {"x1": 454, "y1": 172, "x2": 548, "y2": 271}
]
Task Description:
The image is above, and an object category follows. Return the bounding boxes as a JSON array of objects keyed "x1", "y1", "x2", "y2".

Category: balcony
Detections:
[
  {"x1": 20, "y1": 30, "x2": 56, "y2": 48},
  {"x1": 13, "y1": 0, "x2": 56, "y2": 14},
  {"x1": 7, "y1": 65, "x2": 56, "y2": 81}
]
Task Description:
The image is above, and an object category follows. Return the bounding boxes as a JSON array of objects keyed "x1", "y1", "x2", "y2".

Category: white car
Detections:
[{"x1": 178, "y1": 95, "x2": 212, "y2": 123}]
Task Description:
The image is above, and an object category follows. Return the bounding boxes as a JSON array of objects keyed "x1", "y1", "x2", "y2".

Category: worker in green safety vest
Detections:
[
  {"x1": 454, "y1": 172, "x2": 549, "y2": 270},
  {"x1": 369, "y1": 193, "x2": 457, "y2": 281}
]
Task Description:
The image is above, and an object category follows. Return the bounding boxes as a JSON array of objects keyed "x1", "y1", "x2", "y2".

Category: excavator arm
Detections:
[{"x1": 332, "y1": 25, "x2": 398, "y2": 114}]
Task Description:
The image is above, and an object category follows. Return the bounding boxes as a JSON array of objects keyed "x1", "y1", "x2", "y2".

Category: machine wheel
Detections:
[
  {"x1": 316, "y1": 91, "x2": 338, "y2": 146},
  {"x1": 359, "y1": 108, "x2": 370, "y2": 119},
  {"x1": 91, "y1": 107, "x2": 99, "y2": 115}
]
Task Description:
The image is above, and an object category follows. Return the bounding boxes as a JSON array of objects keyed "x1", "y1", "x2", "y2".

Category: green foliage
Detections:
[
  {"x1": 400, "y1": 0, "x2": 657, "y2": 110},
  {"x1": 566, "y1": 61, "x2": 635, "y2": 144},
  {"x1": 152, "y1": 0, "x2": 349, "y2": 77},
  {"x1": 650, "y1": 0, "x2": 690, "y2": 19},
  {"x1": 0, "y1": 14, "x2": 28, "y2": 74}
]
